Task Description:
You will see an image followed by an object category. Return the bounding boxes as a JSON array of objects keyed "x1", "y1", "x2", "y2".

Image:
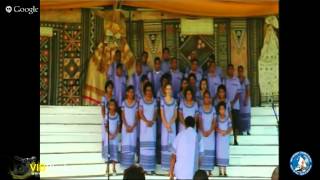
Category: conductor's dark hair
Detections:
[
  {"x1": 184, "y1": 86, "x2": 194, "y2": 100},
  {"x1": 140, "y1": 74, "x2": 149, "y2": 82},
  {"x1": 188, "y1": 73, "x2": 197, "y2": 81},
  {"x1": 123, "y1": 165, "x2": 145, "y2": 180},
  {"x1": 105, "y1": 80, "x2": 114, "y2": 91},
  {"x1": 227, "y1": 63, "x2": 234, "y2": 69},
  {"x1": 163, "y1": 47, "x2": 170, "y2": 53},
  {"x1": 216, "y1": 101, "x2": 226, "y2": 112},
  {"x1": 185, "y1": 116, "x2": 195, "y2": 128},
  {"x1": 143, "y1": 81, "x2": 153, "y2": 95},
  {"x1": 116, "y1": 63, "x2": 123, "y2": 69},
  {"x1": 154, "y1": 57, "x2": 161, "y2": 63},
  {"x1": 193, "y1": 170, "x2": 209, "y2": 180}
]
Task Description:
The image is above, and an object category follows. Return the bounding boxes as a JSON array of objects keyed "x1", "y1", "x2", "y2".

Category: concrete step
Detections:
[
  {"x1": 40, "y1": 133, "x2": 278, "y2": 145},
  {"x1": 40, "y1": 163, "x2": 276, "y2": 178},
  {"x1": 40, "y1": 153, "x2": 278, "y2": 166}
]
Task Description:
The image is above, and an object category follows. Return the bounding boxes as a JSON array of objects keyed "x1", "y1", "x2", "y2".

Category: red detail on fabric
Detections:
[{"x1": 83, "y1": 95, "x2": 101, "y2": 105}]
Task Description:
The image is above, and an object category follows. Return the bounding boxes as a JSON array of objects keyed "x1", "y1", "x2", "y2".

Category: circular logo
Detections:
[
  {"x1": 290, "y1": 151, "x2": 312, "y2": 176},
  {"x1": 5, "y1": 6, "x2": 12, "y2": 13}
]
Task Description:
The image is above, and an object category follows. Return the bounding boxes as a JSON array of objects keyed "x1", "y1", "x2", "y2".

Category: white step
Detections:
[
  {"x1": 39, "y1": 106, "x2": 279, "y2": 179},
  {"x1": 40, "y1": 106, "x2": 100, "y2": 115},
  {"x1": 251, "y1": 107, "x2": 278, "y2": 116},
  {"x1": 41, "y1": 133, "x2": 278, "y2": 145},
  {"x1": 40, "y1": 114, "x2": 278, "y2": 125},
  {"x1": 40, "y1": 106, "x2": 278, "y2": 116},
  {"x1": 41, "y1": 143, "x2": 278, "y2": 155},
  {"x1": 40, "y1": 124, "x2": 278, "y2": 135},
  {"x1": 40, "y1": 153, "x2": 278, "y2": 166},
  {"x1": 40, "y1": 163, "x2": 276, "y2": 178}
]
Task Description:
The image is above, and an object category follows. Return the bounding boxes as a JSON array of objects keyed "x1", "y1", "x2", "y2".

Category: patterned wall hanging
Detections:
[
  {"x1": 231, "y1": 19, "x2": 248, "y2": 76},
  {"x1": 214, "y1": 20, "x2": 230, "y2": 72},
  {"x1": 178, "y1": 35, "x2": 214, "y2": 71},
  {"x1": 162, "y1": 20, "x2": 179, "y2": 58},
  {"x1": 40, "y1": 36, "x2": 51, "y2": 105},
  {"x1": 57, "y1": 24, "x2": 82, "y2": 105},
  {"x1": 127, "y1": 21, "x2": 144, "y2": 59},
  {"x1": 258, "y1": 16, "x2": 279, "y2": 103},
  {"x1": 144, "y1": 22, "x2": 162, "y2": 68},
  {"x1": 247, "y1": 18, "x2": 264, "y2": 106}
]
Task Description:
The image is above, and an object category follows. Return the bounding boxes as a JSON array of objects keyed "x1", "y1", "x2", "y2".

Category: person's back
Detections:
[
  {"x1": 123, "y1": 165, "x2": 145, "y2": 180},
  {"x1": 171, "y1": 116, "x2": 202, "y2": 179}
]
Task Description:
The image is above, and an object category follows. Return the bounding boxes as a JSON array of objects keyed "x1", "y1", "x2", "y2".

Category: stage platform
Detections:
[{"x1": 40, "y1": 106, "x2": 279, "y2": 179}]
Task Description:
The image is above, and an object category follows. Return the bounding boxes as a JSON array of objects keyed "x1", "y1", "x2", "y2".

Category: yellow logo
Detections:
[{"x1": 29, "y1": 162, "x2": 47, "y2": 174}]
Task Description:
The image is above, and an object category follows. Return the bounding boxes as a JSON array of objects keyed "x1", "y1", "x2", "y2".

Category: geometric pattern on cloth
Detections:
[
  {"x1": 40, "y1": 36, "x2": 50, "y2": 105},
  {"x1": 231, "y1": 19, "x2": 248, "y2": 76},
  {"x1": 58, "y1": 24, "x2": 82, "y2": 105},
  {"x1": 215, "y1": 22, "x2": 229, "y2": 72},
  {"x1": 179, "y1": 35, "x2": 214, "y2": 71},
  {"x1": 258, "y1": 16, "x2": 279, "y2": 103}
]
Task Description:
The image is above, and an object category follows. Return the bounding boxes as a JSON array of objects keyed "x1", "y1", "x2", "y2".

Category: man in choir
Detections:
[
  {"x1": 170, "y1": 57, "x2": 183, "y2": 99},
  {"x1": 129, "y1": 61, "x2": 144, "y2": 102},
  {"x1": 112, "y1": 63, "x2": 127, "y2": 108},
  {"x1": 169, "y1": 116, "x2": 203, "y2": 180},
  {"x1": 161, "y1": 47, "x2": 171, "y2": 73},
  {"x1": 185, "y1": 59, "x2": 203, "y2": 88},
  {"x1": 107, "y1": 49, "x2": 127, "y2": 80},
  {"x1": 208, "y1": 55, "x2": 223, "y2": 78},
  {"x1": 123, "y1": 165, "x2": 146, "y2": 180},
  {"x1": 141, "y1": 51, "x2": 152, "y2": 75},
  {"x1": 148, "y1": 57, "x2": 164, "y2": 97},
  {"x1": 224, "y1": 64, "x2": 241, "y2": 145},
  {"x1": 185, "y1": 50, "x2": 203, "y2": 74},
  {"x1": 207, "y1": 62, "x2": 223, "y2": 99}
]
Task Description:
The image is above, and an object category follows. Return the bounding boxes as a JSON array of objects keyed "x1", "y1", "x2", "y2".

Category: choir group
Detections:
[{"x1": 101, "y1": 48, "x2": 251, "y2": 177}]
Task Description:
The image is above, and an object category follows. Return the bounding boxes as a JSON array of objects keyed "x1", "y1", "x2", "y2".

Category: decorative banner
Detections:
[
  {"x1": 40, "y1": 36, "x2": 50, "y2": 105},
  {"x1": 58, "y1": 24, "x2": 82, "y2": 105},
  {"x1": 143, "y1": 22, "x2": 162, "y2": 69},
  {"x1": 181, "y1": 18, "x2": 214, "y2": 35},
  {"x1": 83, "y1": 42, "x2": 109, "y2": 105},
  {"x1": 231, "y1": 19, "x2": 248, "y2": 76},
  {"x1": 258, "y1": 16, "x2": 279, "y2": 102},
  {"x1": 215, "y1": 22, "x2": 229, "y2": 73},
  {"x1": 83, "y1": 10, "x2": 135, "y2": 105}
]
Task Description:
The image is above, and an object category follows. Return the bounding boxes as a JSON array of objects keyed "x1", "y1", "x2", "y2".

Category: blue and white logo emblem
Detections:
[{"x1": 290, "y1": 151, "x2": 312, "y2": 176}]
